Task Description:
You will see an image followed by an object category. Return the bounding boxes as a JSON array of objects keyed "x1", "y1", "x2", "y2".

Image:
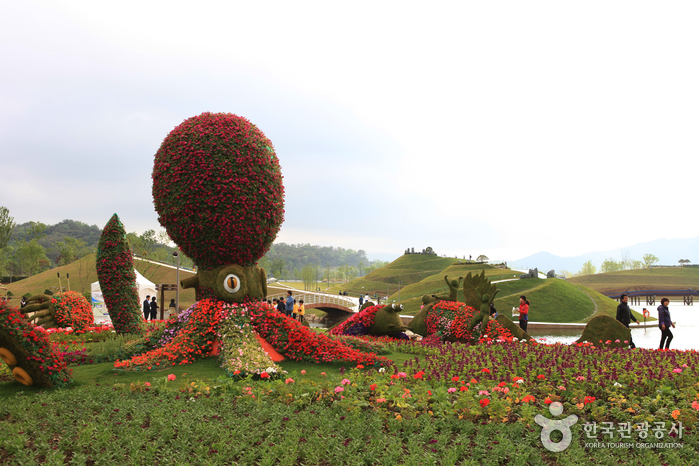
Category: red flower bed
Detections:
[
  {"x1": 0, "y1": 301, "x2": 72, "y2": 388},
  {"x1": 248, "y1": 302, "x2": 390, "y2": 366},
  {"x1": 51, "y1": 291, "x2": 94, "y2": 332},
  {"x1": 96, "y1": 214, "x2": 145, "y2": 335},
  {"x1": 114, "y1": 299, "x2": 225, "y2": 370},
  {"x1": 152, "y1": 112, "x2": 285, "y2": 269}
]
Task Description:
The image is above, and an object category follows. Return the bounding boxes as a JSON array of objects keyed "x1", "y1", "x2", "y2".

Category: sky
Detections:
[{"x1": 2, "y1": 1, "x2": 698, "y2": 264}]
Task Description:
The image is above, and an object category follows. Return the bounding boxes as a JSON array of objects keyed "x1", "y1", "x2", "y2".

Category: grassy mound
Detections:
[{"x1": 576, "y1": 315, "x2": 631, "y2": 348}]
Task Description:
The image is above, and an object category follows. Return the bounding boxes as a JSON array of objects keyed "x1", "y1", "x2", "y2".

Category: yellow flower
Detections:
[{"x1": 671, "y1": 409, "x2": 680, "y2": 420}]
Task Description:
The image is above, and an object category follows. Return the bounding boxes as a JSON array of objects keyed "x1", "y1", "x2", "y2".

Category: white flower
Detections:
[
  {"x1": 379, "y1": 368, "x2": 386, "y2": 373},
  {"x1": 614, "y1": 382, "x2": 623, "y2": 387}
]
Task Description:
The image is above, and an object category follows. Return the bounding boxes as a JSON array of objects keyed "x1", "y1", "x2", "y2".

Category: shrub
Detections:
[{"x1": 51, "y1": 291, "x2": 94, "y2": 332}]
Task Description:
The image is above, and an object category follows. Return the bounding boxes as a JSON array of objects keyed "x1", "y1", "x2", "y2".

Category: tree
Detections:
[
  {"x1": 0, "y1": 206, "x2": 16, "y2": 250},
  {"x1": 679, "y1": 259, "x2": 691, "y2": 266},
  {"x1": 559, "y1": 270, "x2": 573, "y2": 278},
  {"x1": 476, "y1": 255, "x2": 489, "y2": 262},
  {"x1": 600, "y1": 258, "x2": 622, "y2": 273},
  {"x1": 578, "y1": 260, "x2": 596, "y2": 276},
  {"x1": 642, "y1": 253, "x2": 659, "y2": 269}
]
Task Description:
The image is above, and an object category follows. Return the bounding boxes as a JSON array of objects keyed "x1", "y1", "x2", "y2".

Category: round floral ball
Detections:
[
  {"x1": 51, "y1": 291, "x2": 94, "y2": 332},
  {"x1": 152, "y1": 112, "x2": 285, "y2": 269}
]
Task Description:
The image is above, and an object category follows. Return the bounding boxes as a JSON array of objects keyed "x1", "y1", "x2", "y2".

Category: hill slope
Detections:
[{"x1": 3, "y1": 255, "x2": 197, "y2": 309}]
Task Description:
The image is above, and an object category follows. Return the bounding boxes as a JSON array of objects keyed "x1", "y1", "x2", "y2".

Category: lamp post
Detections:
[{"x1": 173, "y1": 250, "x2": 180, "y2": 314}]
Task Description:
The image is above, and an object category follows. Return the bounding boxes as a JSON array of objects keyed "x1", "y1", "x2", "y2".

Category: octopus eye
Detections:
[
  {"x1": 399, "y1": 304, "x2": 404, "y2": 310},
  {"x1": 223, "y1": 274, "x2": 241, "y2": 294},
  {"x1": 391, "y1": 304, "x2": 396, "y2": 310}
]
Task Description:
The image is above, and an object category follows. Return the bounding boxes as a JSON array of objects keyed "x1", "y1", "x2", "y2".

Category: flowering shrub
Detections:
[
  {"x1": 329, "y1": 305, "x2": 381, "y2": 337},
  {"x1": 248, "y1": 302, "x2": 390, "y2": 366},
  {"x1": 51, "y1": 291, "x2": 94, "y2": 332},
  {"x1": 96, "y1": 213, "x2": 145, "y2": 335},
  {"x1": 152, "y1": 112, "x2": 285, "y2": 269},
  {"x1": 114, "y1": 299, "x2": 225, "y2": 370},
  {"x1": 0, "y1": 301, "x2": 72, "y2": 388}
]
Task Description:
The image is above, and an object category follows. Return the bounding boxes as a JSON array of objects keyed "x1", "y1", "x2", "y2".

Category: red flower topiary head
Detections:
[{"x1": 152, "y1": 112, "x2": 285, "y2": 269}]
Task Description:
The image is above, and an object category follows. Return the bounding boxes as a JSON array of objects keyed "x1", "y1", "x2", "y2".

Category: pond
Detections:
[{"x1": 530, "y1": 303, "x2": 699, "y2": 350}]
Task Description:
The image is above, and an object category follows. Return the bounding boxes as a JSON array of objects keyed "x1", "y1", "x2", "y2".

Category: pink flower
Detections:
[
  {"x1": 397, "y1": 372, "x2": 407, "y2": 378},
  {"x1": 447, "y1": 388, "x2": 457, "y2": 393},
  {"x1": 691, "y1": 400, "x2": 699, "y2": 411},
  {"x1": 615, "y1": 339, "x2": 620, "y2": 343},
  {"x1": 167, "y1": 374, "x2": 176, "y2": 381},
  {"x1": 576, "y1": 376, "x2": 586, "y2": 381},
  {"x1": 673, "y1": 368, "x2": 683, "y2": 373},
  {"x1": 334, "y1": 386, "x2": 344, "y2": 393},
  {"x1": 301, "y1": 370, "x2": 306, "y2": 375},
  {"x1": 341, "y1": 378, "x2": 351, "y2": 385},
  {"x1": 145, "y1": 382, "x2": 151, "y2": 387},
  {"x1": 320, "y1": 372, "x2": 327, "y2": 377},
  {"x1": 285, "y1": 378, "x2": 294, "y2": 384},
  {"x1": 478, "y1": 390, "x2": 490, "y2": 396},
  {"x1": 376, "y1": 398, "x2": 386, "y2": 403}
]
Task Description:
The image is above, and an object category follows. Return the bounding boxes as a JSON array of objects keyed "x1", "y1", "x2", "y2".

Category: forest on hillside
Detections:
[{"x1": 0, "y1": 209, "x2": 387, "y2": 283}]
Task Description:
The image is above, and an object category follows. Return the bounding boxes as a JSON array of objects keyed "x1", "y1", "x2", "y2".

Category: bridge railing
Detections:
[{"x1": 267, "y1": 291, "x2": 357, "y2": 312}]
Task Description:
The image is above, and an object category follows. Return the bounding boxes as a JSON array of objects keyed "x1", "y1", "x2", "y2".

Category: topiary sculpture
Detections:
[
  {"x1": 0, "y1": 300, "x2": 72, "y2": 388},
  {"x1": 329, "y1": 303, "x2": 408, "y2": 338},
  {"x1": 96, "y1": 213, "x2": 145, "y2": 335},
  {"x1": 116, "y1": 112, "x2": 387, "y2": 370},
  {"x1": 18, "y1": 291, "x2": 93, "y2": 331}
]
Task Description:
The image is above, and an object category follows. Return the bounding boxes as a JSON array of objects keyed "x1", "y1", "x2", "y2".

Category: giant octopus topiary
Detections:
[{"x1": 116, "y1": 112, "x2": 387, "y2": 370}]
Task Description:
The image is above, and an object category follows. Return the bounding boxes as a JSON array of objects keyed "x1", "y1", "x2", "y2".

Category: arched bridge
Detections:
[
  {"x1": 604, "y1": 289, "x2": 698, "y2": 306},
  {"x1": 267, "y1": 291, "x2": 357, "y2": 325}
]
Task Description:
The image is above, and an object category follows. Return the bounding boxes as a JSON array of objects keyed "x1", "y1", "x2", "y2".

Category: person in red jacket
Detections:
[{"x1": 518, "y1": 295, "x2": 529, "y2": 332}]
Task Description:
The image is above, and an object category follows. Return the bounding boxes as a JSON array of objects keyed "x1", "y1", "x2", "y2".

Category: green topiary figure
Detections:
[
  {"x1": 463, "y1": 271, "x2": 500, "y2": 340},
  {"x1": 96, "y1": 213, "x2": 145, "y2": 335}
]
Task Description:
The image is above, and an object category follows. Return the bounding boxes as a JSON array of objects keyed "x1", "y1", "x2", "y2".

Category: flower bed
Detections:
[
  {"x1": 217, "y1": 304, "x2": 283, "y2": 379},
  {"x1": 114, "y1": 299, "x2": 225, "y2": 370},
  {"x1": 248, "y1": 302, "x2": 390, "y2": 367}
]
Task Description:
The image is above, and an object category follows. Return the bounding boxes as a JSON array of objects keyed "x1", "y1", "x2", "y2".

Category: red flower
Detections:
[
  {"x1": 260, "y1": 372, "x2": 270, "y2": 379},
  {"x1": 480, "y1": 399, "x2": 490, "y2": 408},
  {"x1": 370, "y1": 384, "x2": 377, "y2": 391},
  {"x1": 481, "y1": 368, "x2": 490, "y2": 374}
]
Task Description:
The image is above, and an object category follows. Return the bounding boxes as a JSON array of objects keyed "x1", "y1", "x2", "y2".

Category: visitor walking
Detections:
[
  {"x1": 518, "y1": 295, "x2": 529, "y2": 332},
  {"x1": 298, "y1": 299, "x2": 305, "y2": 323},
  {"x1": 616, "y1": 293, "x2": 639, "y2": 348},
  {"x1": 150, "y1": 296, "x2": 158, "y2": 321},
  {"x1": 143, "y1": 295, "x2": 151, "y2": 320},
  {"x1": 657, "y1": 298, "x2": 675, "y2": 350},
  {"x1": 285, "y1": 290, "x2": 294, "y2": 317},
  {"x1": 359, "y1": 294, "x2": 364, "y2": 308},
  {"x1": 292, "y1": 299, "x2": 299, "y2": 320}
]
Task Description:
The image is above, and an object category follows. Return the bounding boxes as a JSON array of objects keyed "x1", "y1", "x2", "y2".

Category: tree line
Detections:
[
  {"x1": 0, "y1": 207, "x2": 389, "y2": 286},
  {"x1": 571, "y1": 252, "x2": 691, "y2": 276}
]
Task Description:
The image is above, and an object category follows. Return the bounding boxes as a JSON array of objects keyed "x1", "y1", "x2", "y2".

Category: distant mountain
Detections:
[{"x1": 512, "y1": 237, "x2": 699, "y2": 274}]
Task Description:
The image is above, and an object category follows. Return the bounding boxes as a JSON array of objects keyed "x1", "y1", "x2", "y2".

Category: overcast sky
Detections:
[{"x1": 2, "y1": 1, "x2": 697, "y2": 263}]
